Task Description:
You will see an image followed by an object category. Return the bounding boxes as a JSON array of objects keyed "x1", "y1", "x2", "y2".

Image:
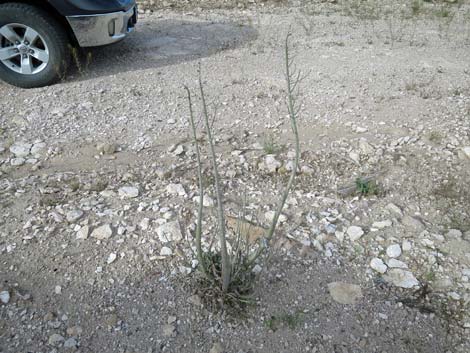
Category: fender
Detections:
[{"x1": 47, "y1": 0, "x2": 135, "y2": 16}]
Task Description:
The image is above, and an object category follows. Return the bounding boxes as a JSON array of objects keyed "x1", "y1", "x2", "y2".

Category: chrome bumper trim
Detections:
[{"x1": 66, "y1": 6, "x2": 137, "y2": 47}]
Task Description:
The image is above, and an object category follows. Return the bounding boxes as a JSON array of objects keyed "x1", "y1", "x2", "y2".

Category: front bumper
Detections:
[{"x1": 66, "y1": 5, "x2": 137, "y2": 47}]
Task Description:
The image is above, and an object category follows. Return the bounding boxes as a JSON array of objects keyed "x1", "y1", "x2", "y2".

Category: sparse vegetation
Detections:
[
  {"x1": 428, "y1": 130, "x2": 444, "y2": 144},
  {"x1": 262, "y1": 134, "x2": 280, "y2": 154},
  {"x1": 425, "y1": 269, "x2": 436, "y2": 282},
  {"x1": 355, "y1": 177, "x2": 379, "y2": 196},
  {"x1": 265, "y1": 310, "x2": 304, "y2": 331},
  {"x1": 411, "y1": 0, "x2": 424, "y2": 17},
  {"x1": 2, "y1": 2, "x2": 469, "y2": 352},
  {"x1": 185, "y1": 34, "x2": 302, "y2": 309},
  {"x1": 339, "y1": 0, "x2": 466, "y2": 45}
]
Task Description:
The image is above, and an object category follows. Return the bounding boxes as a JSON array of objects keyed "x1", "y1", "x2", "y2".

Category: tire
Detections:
[{"x1": 0, "y1": 3, "x2": 69, "y2": 88}]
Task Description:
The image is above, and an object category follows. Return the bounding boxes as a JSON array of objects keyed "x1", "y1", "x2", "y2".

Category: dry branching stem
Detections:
[
  {"x1": 184, "y1": 86, "x2": 205, "y2": 275},
  {"x1": 185, "y1": 33, "x2": 301, "y2": 301},
  {"x1": 247, "y1": 33, "x2": 301, "y2": 266},
  {"x1": 198, "y1": 71, "x2": 232, "y2": 293}
]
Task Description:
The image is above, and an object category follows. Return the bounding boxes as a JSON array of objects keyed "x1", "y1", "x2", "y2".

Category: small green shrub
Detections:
[
  {"x1": 355, "y1": 177, "x2": 379, "y2": 196},
  {"x1": 265, "y1": 311, "x2": 304, "y2": 331},
  {"x1": 262, "y1": 134, "x2": 280, "y2": 154}
]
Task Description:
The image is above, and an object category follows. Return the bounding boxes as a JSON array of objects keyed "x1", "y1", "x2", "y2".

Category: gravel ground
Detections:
[{"x1": 1, "y1": 1, "x2": 470, "y2": 353}]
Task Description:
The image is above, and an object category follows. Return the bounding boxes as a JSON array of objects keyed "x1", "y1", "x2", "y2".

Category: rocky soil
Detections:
[{"x1": 1, "y1": 1, "x2": 470, "y2": 352}]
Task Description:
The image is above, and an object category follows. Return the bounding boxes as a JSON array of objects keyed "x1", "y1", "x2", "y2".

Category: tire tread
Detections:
[{"x1": 0, "y1": 2, "x2": 69, "y2": 88}]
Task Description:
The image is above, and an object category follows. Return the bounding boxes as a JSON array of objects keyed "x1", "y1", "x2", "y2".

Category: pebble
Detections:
[
  {"x1": 162, "y1": 324, "x2": 175, "y2": 337},
  {"x1": 167, "y1": 316, "x2": 177, "y2": 324},
  {"x1": 166, "y1": 183, "x2": 186, "y2": 196},
  {"x1": 433, "y1": 278, "x2": 453, "y2": 290},
  {"x1": 193, "y1": 194, "x2": 215, "y2": 207},
  {"x1": 355, "y1": 126, "x2": 368, "y2": 133},
  {"x1": 386, "y1": 203, "x2": 403, "y2": 217},
  {"x1": 252, "y1": 264, "x2": 262, "y2": 274},
  {"x1": 10, "y1": 158, "x2": 26, "y2": 166},
  {"x1": 91, "y1": 224, "x2": 113, "y2": 240},
  {"x1": 210, "y1": 343, "x2": 224, "y2": 353},
  {"x1": 461, "y1": 146, "x2": 470, "y2": 159},
  {"x1": 349, "y1": 151, "x2": 360, "y2": 164},
  {"x1": 401, "y1": 215, "x2": 424, "y2": 231},
  {"x1": 66, "y1": 210, "x2": 84, "y2": 223},
  {"x1": 264, "y1": 210, "x2": 287, "y2": 223},
  {"x1": 202, "y1": 195, "x2": 215, "y2": 207},
  {"x1": 386, "y1": 259, "x2": 408, "y2": 269},
  {"x1": 347, "y1": 226, "x2": 364, "y2": 241},
  {"x1": 187, "y1": 294, "x2": 202, "y2": 306},
  {"x1": 402, "y1": 240, "x2": 412, "y2": 251},
  {"x1": 118, "y1": 186, "x2": 139, "y2": 198},
  {"x1": 105, "y1": 313, "x2": 118, "y2": 327},
  {"x1": 10, "y1": 142, "x2": 32, "y2": 157},
  {"x1": 372, "y1": 220, "x2": 392, "y2": 229},
  {"x1": 63, "y1": 337, "x2": 78, "y2": 348},
  {"x1": 156, "y1": 221, "x2": 183, "y2": 243},
  {"x1": 264, "y1": 154, "x2": 282, "y2": 173},
  {"x1": 48, "y1": 333, "x2": 65, "y2": 346},
  {"x1": 446, "y1": 229, "x2": 462, "y2": 239},
  {"x1": 76, "y1": 226, "x2": 89, "y2": 240},
  {"x1": 383, "y1": 269, "x2": 419, "y2": 288},
  {"x1": 31, "y1": 142, "x2": 46, "y2": 155},
  {"x1": 370, "y1": 258, "x2": 387, "y2": 274},
  {"x1": 96, "y1": 142, "x2": 117, "y2": 155},
  {"x1": 0, "y1": 290, "x2": 10, "y2": 304},
  {"x1": 140, "y1": 218, "x2": 150, "y2": 230},
  {"x1": 160, "y1": 246, "x2": 173, "y2": 256},
  {"x1": 358, "y1": 138, "x2": 375, "y2": 155},
  {"x1": 327, "y1": 282, "x2": 363, "y2": 305},
  {"x1": 386, "y1": 244, "x2": 402, "y2": 258},
  {"x1": 66, "y1": 326, "x2": 83, "y2": 336},
  {"x1": 107, "y1": 253, "x2": 117, "y2": 264},
  {"x1": 173, "y1": 144, "x2": 185, "y2": 156},
  {"x1": 25, "y1": 158, "x2": 38, "y2": 164}
]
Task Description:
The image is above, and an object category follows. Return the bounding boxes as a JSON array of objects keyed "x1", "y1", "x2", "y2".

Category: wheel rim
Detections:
[{"x1": 0, "y1": 23, "x2": 50, "y2": 75}]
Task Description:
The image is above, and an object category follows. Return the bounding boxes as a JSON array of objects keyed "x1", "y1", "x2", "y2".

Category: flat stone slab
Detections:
[{"x1": 328, "y1": 282, "x2": 363, "y2": 305}]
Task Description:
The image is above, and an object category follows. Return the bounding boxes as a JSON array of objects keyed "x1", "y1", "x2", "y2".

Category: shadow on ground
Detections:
[{"x1": 74, "y1": 18, "x2": 257, "y2": 79}]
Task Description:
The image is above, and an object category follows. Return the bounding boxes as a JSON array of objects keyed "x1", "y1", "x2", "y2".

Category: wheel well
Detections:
[{"x1": 0, "y1": 0, "x2": 79, "y2": 45}]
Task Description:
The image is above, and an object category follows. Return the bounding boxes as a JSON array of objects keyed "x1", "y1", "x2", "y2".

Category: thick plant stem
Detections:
[
  {"x1": 248, "y1": 33, "x2": 301, "y2": 266},
  {"x1": 184, "y1": 86, "x2": 205, "y2": 275},
  {"x1": 198, "y1": 72, "x2": 231, "y2": 293}
]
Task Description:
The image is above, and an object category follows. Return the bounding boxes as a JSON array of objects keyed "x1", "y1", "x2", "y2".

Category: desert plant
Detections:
[
  {"x1": 262, "y1": 134, "x2": 280, "y2": 154},
  {"x1": 407, "y1": 0, "x2": 424, "y2": 45},
  {"x1": 355, "y1": 177, "x2": 379, "y2": 196},
  {"x1": 342, "y1": 0, "x2": 383, "y2": 43},
  {"x1": 265, "y1": 310, "x2": 305, "y2": 331},
  {"x1": 411, "y1": 0, "x2": 424, "y2": 17},
  {"x1": 465, "y1": 8, "x2": 470, "y2": 43},
  {"x1": 433, "y1": 1, "x2": 456, "y2": 39},
  {"x1": 185, "y1": 33, "x2": 302, "y2": 308},
  {"x1": 383, "y1": 2, "x2": 418, "y2": 47}
]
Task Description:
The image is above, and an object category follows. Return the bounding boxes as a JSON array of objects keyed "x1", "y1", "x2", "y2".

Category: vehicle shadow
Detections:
[{"x1": 74, "y1": 17, "x2": 258, "y2": 79}]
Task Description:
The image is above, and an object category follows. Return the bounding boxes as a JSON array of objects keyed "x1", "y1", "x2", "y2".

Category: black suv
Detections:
[{"x1": 0, "y1": 0, "x2": 137, "y2": 88}]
